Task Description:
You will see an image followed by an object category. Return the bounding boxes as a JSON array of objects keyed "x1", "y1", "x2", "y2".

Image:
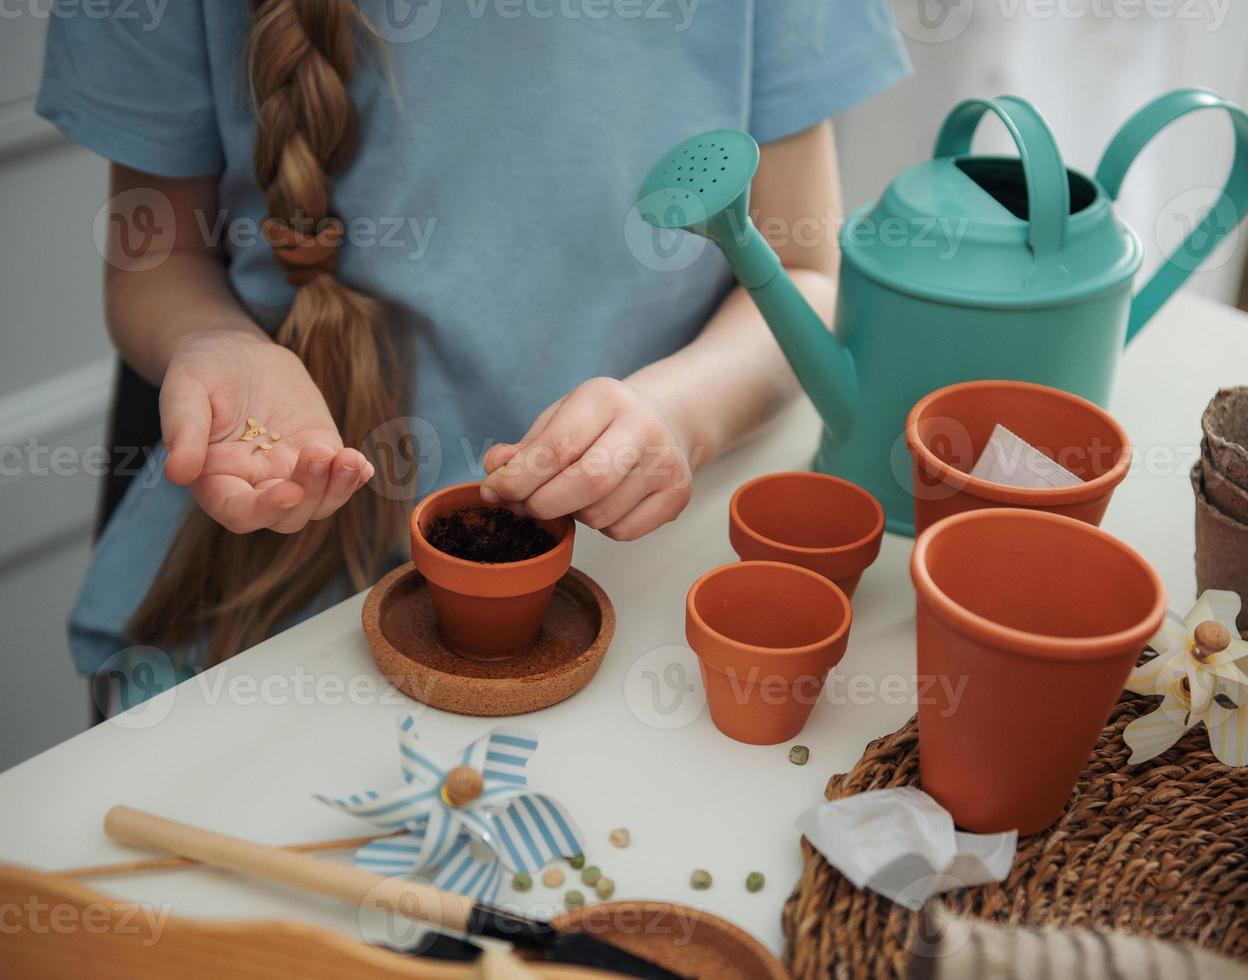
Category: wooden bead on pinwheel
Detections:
[{"x1": 441, "y1": 766, "x2": 485, "y2": 807}]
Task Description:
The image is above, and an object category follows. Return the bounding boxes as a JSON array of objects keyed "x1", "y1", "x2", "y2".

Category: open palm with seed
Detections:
[{"x1": 160, "y1": 330, "x2": 374, "y2": 534}]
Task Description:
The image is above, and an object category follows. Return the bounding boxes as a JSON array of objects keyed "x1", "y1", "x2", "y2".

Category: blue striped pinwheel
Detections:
[{"x1": 316, "y1": 714, "x2": 583, "y2": 903}]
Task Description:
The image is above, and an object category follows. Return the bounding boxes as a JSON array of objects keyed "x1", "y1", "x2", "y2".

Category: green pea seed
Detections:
[
  {"x1": 568, "y1": 854, "x2": 586, "y2": 870},
  {"x1": 512, "y1": 872, "x2": 532, "y2": 892},
  {"x1": 690, "y1": 869, "x2": 712, "y2": 890},
  {"x1": 746, "y1": 872, "x2": 765, "y2": 893},
  {"x1": 595, "y1": 877, "x2": 615, "y2": 900},
  {"x1": 564, "y1": 889, "x2": 585, "y2": 909},
  {"x1": 581, "y1": 865, "x2": 602, "y2": 886},
  {"x1": 788, "y1": 745, "x2": 810, "y2": 766}
]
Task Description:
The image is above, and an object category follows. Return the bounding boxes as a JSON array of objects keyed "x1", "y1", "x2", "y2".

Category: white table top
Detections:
[{"x1": 1, "y1": 291, "x2": 1244, "y2": 958}]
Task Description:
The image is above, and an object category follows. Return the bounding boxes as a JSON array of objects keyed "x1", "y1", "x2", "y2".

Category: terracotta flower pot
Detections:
[
  {"x1": 911, "y1": 508, "x2": 1166, "y2": 835},
  {"x1": 905, "y1": 380, "x2": 1132, "y2": 536},
  {"x1": 685, "y1": 561, "x2": 852, "y2": 745},
  {"x1": 410, "y1": 482, "x2": 574, "y2": 662},
  {"x1": 729, "y1": 472, "x2": 884, "y2": 599}
]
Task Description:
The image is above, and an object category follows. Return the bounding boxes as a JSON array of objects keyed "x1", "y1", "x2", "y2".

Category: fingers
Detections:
[
  {"x1": 601, "y1": 486, "x2": 692, "y2": 542},
  {"x1": 195, "y1": 474, "x2": 302, "y2": 534},
  {"x1": 482, "y1": 442, "x2": 520, "y2": 476},
  {"x1": 269, "y1": 443, "x2": 337, "y2": 533},
  {"x1": 524, "y1": 419, "x2": 647, "y2": 520},
  {"x1": 481, "y1": 390, "x2": 614, "y2": 505},
  {"x1": 575, "y1": 466, "x2": 653, "y2": 530},
  {"x1": 160, "y1": 371, "x2": 212, "y2": 485},
  {"x1": 309, "y1": 448, "x2": 373, "y2": 521}
]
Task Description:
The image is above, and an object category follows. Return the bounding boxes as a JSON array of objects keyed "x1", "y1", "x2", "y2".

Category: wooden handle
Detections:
[{"x1": 104, "y1": 806, "x2": 474, "y2": 933}]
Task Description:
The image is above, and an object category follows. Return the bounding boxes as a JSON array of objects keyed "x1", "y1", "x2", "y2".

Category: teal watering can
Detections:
[{"x1": 637, "y1": 89, "x2": 1248, "y2": 534}]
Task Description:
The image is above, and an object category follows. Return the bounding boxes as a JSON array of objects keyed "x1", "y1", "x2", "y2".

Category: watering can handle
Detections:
[
  {"x1": 933, "y1": 95, "x2": 1070, "y2": 260},
  {"x1": 1095, "y1": 88, "x2": 1248, "y2": 344}
]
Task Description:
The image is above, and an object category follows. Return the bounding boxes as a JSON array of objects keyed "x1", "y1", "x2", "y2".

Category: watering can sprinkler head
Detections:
[{"x1": 636, "y1": 129, "x2": 859, "y2": 442}]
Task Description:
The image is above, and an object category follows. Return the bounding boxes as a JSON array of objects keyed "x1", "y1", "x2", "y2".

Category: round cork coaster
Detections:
[
  {"x1": 551, "y1": 901, "x2": 787, "y2": 980},
  {"x1": 362, "y1": 562, "x2": 614, "y2": 717}
]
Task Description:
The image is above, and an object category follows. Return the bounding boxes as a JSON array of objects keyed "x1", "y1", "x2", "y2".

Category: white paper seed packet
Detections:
[
  {"x1": 969, "y1": 424, "x2": 1083, "y2": 490},
  {"x1": 795, "y1": 787, "x2": 1017, "y2": 911}
]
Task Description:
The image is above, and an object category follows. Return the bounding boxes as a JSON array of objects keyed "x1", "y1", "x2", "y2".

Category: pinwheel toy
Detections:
[{"x1": 317, "y1": 714, "x2": 583, "y2": 903}]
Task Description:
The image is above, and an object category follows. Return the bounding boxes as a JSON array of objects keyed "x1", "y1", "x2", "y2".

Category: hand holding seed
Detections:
[{"x1": 161, "y1": 330, "x2": 375, "y2": 534}]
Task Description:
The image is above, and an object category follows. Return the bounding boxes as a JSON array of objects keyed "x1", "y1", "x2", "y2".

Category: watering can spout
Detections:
[
  {"x1": 717, "y1": 223, "x2": 859, "y2": 442},
  {"x1": 636, "y1": 128, "x2": 858, "y2": 442}
]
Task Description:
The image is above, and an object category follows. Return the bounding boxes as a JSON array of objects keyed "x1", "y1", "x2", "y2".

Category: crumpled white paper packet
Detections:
[
  {"x1": 795, "y1": 787, "x2": 1017, "y2": 911},
  {"x1": 969, "y1": 423, "x2": 1083, "y2": 490}
]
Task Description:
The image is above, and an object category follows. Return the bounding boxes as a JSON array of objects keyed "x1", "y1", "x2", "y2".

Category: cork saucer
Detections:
[
  {"x1": 551, "y1": 901, "x2": 787, "y2": 980},
  {"x1": 362, "y1": 562, "x2": 615, "y2": 717}
]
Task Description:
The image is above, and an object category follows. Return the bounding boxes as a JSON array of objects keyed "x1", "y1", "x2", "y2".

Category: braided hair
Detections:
[{"x1": 129, "y1": 0, "x2": 406, "y2": 664}]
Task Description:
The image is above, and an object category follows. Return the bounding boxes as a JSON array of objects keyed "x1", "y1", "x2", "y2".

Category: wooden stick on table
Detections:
[{"x1": 61, "y1": 829, "x2": 401, "y2": 879}]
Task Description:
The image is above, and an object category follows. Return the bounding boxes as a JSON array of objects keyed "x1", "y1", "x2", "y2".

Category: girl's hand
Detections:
[
  {"x1": 160, "y1": 330, "x2": 375, "y2": 534},
  {"x1": 480, "y1": 377, "x2": 693, "y2": 541}
]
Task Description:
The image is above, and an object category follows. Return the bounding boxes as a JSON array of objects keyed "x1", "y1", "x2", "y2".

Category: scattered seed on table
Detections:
[
  {"x1": 581, "y1": 865, "x2": 601, "y2": 887},
  {"x1": 690, "y1": 869, "x2": 712, "y2": 890},
  {"x1": 512, "y1": 872, "x2": 532, "y2": 892},
  {"x1": 609, "y1": 827, "x2": 631, "y2": 849},
  {"x1": 789, "y1": 745, "x2": 810, "y2": 766},
  {"x1": 746, "y1": 872, "x2": 765, "y2": 893},
  {"x1": 564, "y1": 889, "x2": 585, "y2": 909},
  {"x1": 595, "y1": 877, "x2": 615, "y2": 900},
  {"x1": 568, "y1": 854, "x2": 586, "y2": 869},
  {"x1": 542, "y1": 867, "x2": 565, "y2": 888}
]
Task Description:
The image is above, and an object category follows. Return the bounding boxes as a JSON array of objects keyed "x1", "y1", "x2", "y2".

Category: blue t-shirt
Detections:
[{"x1": 40, "y1": 0, "x2": 909, "y2": 675}]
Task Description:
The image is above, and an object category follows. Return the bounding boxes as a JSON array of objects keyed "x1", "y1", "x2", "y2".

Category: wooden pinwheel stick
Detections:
[
  {"x1": 61, "y1": 829, "x2": 401, "y2": 879},
  {"x1": 103, "y1": 806, "x2": 476, "y2": 932}
]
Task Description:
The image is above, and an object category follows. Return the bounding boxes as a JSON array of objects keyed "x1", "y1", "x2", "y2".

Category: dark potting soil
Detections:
[{"x1": 425, "y1": 506, "x2": 556, "y2": 563}]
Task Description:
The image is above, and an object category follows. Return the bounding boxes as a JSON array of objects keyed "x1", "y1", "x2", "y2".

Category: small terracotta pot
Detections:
[
  {"x1": 729, "y1": 472, "x2": 884, "y2": 598},
  {"x1": 911, "y1": 508, "x2": 1165, "y2": 835},
  {"x1": 410, "y1": 482, "x2": 574, "y2": 662},
  {"x1": 685, "y1": 561, "x2": 852, "y2": 745},
  {"x1": 905, "y1": 380, "x2": 1132, "y2": 536}
]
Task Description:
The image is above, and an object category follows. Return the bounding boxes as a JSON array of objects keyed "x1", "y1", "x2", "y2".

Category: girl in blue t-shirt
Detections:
[{"x1": 39, "y1": 0, "x2": 908, "y2": 677}]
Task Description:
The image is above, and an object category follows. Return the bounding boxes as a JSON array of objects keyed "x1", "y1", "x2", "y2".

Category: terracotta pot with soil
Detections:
[
  {"x1": 905, "y1": 380, "x2": 1131, "y2": 536},
  {"x1": 410, "y1": 482, "x2": 574, "y2": 661},
  {"x1": 729, "y1": 471, "x2": 884, "y2": 599},
  {"x1": 911, "y1": 508, "x2": 1165, "y2": 835},
  {"x1": 685, "y1": 561, "x2": 852, "y2": 745}
]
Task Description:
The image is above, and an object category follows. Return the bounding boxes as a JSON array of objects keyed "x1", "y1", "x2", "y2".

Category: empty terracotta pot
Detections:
[
  {"x1": 729, "y1": 472, "x2": 884, "y2": 598},
  {"x1": 911, "y1": 508, "x2": 1165, "y2": 835},
  {"x1": 685, "y1": 561, "x2": 852, "y2": 745},
  {"x1": 905, "y1": 380, "x2": 1132, "y2": 536},
  {"x1": 410, "y1": 482, "x2": 574, "y2": 661}
]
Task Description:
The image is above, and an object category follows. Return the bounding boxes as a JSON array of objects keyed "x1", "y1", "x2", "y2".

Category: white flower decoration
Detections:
[{"x1": 1123, "y1": 590, "x2": 1248, "y2": 766}]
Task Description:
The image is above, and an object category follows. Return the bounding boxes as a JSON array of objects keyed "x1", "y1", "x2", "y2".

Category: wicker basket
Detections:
[{"x1": 782, "y1": 695, "x2": 1248, "y2": 979}]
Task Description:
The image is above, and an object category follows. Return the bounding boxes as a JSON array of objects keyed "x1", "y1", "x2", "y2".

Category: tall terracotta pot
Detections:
[
  {"x1": 911, "y1": 508, "x2": 1165, "y2": 835},
  {"x1": 686, "y1": 561, "x2": 852, "y2": 745},
  {"x1": 905, "y1": 380, "x2": 1131, "y2": 536},
  {"x1": 410, "y1": 482, "x2": 574, "y2": 661}
]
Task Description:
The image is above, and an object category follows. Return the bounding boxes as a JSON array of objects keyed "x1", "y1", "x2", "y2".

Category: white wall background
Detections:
[{"x1": 1, "y1": 2, "x2": 1246, "y2": 772}]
